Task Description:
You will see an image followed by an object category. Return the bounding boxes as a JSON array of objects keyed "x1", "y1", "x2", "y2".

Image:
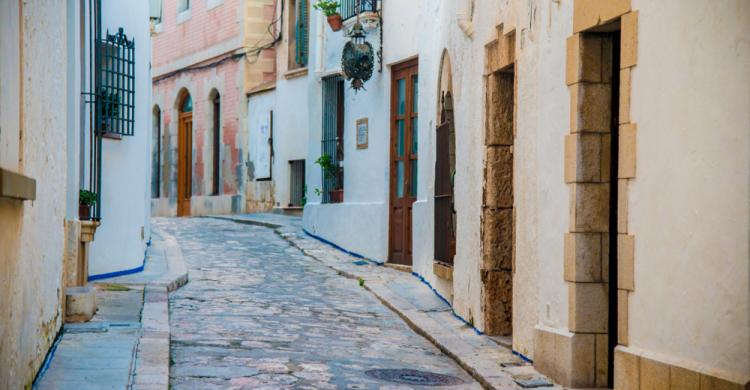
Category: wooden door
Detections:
[
  {"x1": 177, "y1": 113, "x2": 192, "y2": 216},
  {"x1": 388, "y1": 59, "x2": 418, "y2": 265}
]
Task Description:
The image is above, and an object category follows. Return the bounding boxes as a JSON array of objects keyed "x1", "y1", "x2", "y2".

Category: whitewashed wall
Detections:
[
  {"x1": 624, "y1": 0, "x2": 749, "y2": 379},
  {"x1": 89, "y1": 0, "x2": 152, "y2": 277},
  {"x1": 302, "y1": 0, "x2": 424, "y2": 262}
]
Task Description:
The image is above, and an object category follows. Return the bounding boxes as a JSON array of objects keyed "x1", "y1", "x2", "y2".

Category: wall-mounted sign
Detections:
[{"x1": 356, "y1": 118, "x2": 368, "y2": 149}]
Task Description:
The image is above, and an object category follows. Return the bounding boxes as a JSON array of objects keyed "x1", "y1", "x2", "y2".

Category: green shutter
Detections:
[{"x1": 295, "y1": 0, "x2": 308, "y2": 66}]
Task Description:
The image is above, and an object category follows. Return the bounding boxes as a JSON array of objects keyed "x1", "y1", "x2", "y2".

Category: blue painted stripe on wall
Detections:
[
  {"x1": 88, "y1": 236, "x2": 151, "y2": 281},
  {"x1": 302, "y1": 228, "x2": 385, "y2": 265}
]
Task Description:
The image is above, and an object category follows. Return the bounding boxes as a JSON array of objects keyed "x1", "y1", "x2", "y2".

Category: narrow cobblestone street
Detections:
[{"x1": 158, "y1": 217, "x2": 480, "y2": 389}]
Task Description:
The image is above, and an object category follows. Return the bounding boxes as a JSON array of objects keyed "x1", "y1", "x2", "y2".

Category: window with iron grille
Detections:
[
  {"x1": 99, "y1": 27, "x2": 135, "y2": 137},
  {"x1": 289, "y1": 160, "x2": 306, "y2": 207},
  {"x1": 321, "y1": 75, "x2": 344, "y2": 203},
  {"x1": 340, "y1": 0, "x2": 377, "y2": 21}
]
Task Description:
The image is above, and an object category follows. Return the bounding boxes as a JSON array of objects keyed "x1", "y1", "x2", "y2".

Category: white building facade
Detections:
[
  {"x1": 89, "y1": 0, "x2": 153, "y2": 279},
  {"x1": 249, "y1": 0, "x2": 749, "y2": 388}
]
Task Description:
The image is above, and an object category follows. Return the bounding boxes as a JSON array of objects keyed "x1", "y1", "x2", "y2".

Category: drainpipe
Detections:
[
  {"x1": 316, "y1": 11, "x2": 325, "y2": 73},
  {"x1": 456, "y1": 0, "x2": 474, "y2": 37}
]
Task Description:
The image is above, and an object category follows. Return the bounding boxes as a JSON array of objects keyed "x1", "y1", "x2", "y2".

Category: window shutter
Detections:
[{"x1": 295, "y1": 0, "x2": 309, "y2": 66}]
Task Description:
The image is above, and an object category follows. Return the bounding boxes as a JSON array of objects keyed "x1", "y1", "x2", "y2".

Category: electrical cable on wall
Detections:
[{"x1": 154, "y1": 0, "x2": 284, "y2": 83}]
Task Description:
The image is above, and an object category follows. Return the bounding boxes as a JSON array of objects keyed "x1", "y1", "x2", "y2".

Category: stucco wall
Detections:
[
  {"x1": 89, "y1": 0, "x2": 153, "y2": 277},
  {"x1": 246, "y1": 89, "x2": 276, "y2": 210},
  {"x1": 151, "y1": 56, "x2": 246, "y2": 217},
  {"x1": 0, "y1": 1, "x2": 68, "y2": 387},
  {"x1": 625, "y1": 0, "x2": 750, "y2": 380},
  {"x1": 152, "y1": 0, "x2": 242, "y2": 71},
  {"x1": 518, "y1": 0, "x2": 573, "y2": 358}
]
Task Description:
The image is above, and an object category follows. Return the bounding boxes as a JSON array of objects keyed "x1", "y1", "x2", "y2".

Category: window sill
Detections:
[
  {"x1": 0, "y1": 168, "x2": 36, "y2": 201},
  {"x1": 342, "y1": 11, "x2": 380, "y2": 31},
  {"x1": 176, "y1": 9, "x2": 192, "y2": 24},
  {"x1": 206, "y1": 0, "x2": 224, "y2": 10},
  {"x1": 101, "y1": 132, "x2": 123, "y2": 141},
  {"x1": 284, "y1": 67, "x2": 308, "y2": 80},
  {"x1": 433, "y1": 261, "x2": 453, "y2": 280}
]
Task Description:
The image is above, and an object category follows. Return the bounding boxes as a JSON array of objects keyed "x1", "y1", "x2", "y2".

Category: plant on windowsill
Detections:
[
  {"x1": 313, "y1": 0, "x2": 342, "y2": 32},
  {"x1": 79, "y1": 190, "x2": 97, "y2": 220},
  {"x1": 99, "y1": 88, "x2": 120, "y2": 134},
  {"x1": 315, "y1": 154, "x2": 344, "y2": 203}
]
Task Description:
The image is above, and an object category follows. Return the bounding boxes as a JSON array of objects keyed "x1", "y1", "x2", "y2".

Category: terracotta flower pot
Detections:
[
  {"x1": 328, "y1": 189, "x2": 344, "y2": 203},
  {"x1": 79, "y1": 204, "x2": 92, "y2": 220},
  {"x1": 327, "y1": 14, "x2": 343, "y2": 32}
]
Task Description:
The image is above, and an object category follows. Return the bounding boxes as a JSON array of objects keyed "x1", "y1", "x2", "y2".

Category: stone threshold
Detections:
[{"x1": 214, "y1": 214, "x2": 563, "y2": 390}]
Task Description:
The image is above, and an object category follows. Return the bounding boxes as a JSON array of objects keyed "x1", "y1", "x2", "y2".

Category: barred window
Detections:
[{"x1": 99, "y1": 28, "x2": 135, "y2": 137}]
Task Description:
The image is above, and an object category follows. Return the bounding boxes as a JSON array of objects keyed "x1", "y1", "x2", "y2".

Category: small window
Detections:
[
  {"x1": 99, "y1": 28, "x2": 135, "y2": 137},
  {"x1": 288, "y1": 0, "x2": 309, "y2": 69},
  {"x1": 340, "y1": 0, "x2": 377, "y2": 21},
  {"x1": 181, "y1": 94, "x2": 192, "y2": 113}
]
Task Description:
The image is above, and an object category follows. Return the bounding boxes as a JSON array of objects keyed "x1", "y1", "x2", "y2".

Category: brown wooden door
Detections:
[
  {"x1": 177, "y1": 113, "x2": 192, "y2": 216},
  {"x1": 388, "y1": 59, "x2": 418, "y2": 265}
]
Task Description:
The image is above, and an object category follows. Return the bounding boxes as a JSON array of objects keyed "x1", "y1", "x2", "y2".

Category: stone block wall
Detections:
[{"x1": 481, "y1": 27, "x2": 516, "y2": 336}]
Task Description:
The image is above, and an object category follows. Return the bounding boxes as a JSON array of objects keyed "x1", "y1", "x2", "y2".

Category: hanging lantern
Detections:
[{"x1": 341, "y1": 22, "x2": 374, "y2": 91}]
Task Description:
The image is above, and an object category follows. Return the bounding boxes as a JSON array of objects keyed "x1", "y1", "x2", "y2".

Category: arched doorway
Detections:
[
  {"x1": 435, "y1": 51, "x2": 456, "y2": 267},
  {"x1": 177, "y1": 92, "x2": 193, "y2": 216}
]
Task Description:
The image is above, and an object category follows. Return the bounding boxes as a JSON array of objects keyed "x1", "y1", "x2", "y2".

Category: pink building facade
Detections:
[{"x1": 151, "y1": 0, "x2": 275, "y2": 216}]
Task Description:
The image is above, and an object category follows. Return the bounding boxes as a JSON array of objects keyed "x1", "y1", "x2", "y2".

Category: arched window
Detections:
[
  {"x1": 181, "y1": 94, "x2": 192, "y2": 113},
  {"x1": 435, "y1": 52, "x2": 456, "y2": 265},
  {"x1": 210, "y1": 92, "x2": 221, "y2": 195},
  {"x1": 151, "y1": 105, "x2": 161, "y2": 198}
]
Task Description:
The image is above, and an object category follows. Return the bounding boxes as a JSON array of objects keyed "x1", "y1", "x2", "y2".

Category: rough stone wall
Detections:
[
  {"x1": 482, "y1": 58, "x2": 515, "y2": 335},
  {"x1": 0, "y1": 1, "x2": 68, "y2": 387}
]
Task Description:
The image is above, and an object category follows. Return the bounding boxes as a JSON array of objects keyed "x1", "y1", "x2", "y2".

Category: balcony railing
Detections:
[{"x1": 340, "y1": 0, "x2": 377, "y2": 21}]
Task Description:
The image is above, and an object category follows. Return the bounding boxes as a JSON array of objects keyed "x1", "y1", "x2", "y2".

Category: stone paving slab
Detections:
[
  {"x1": 156, "y1": 217, "x2": 484, "y2": 389},
  {"x1": 35, "y1": 285, "x2": 143, "y2": 390},
  {"x1": 214, "y1": 213, "x2": 563, "y2": 390},
  {"x1": 36, "y1": 226, "x2": 184, "y2": 390}
]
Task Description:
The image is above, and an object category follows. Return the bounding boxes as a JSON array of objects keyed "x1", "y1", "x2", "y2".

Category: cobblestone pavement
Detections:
[{"x1": 158, "y1": 217, "x2": 481, "y2": 389}]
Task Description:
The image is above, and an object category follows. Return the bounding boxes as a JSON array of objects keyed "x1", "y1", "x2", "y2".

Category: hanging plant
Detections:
[
  {"x1": 313, "y1": 0, "x2": 342, "y2": 31},
  {"x1": 341, "y1": 22, "x2": 374, "y2": 91}
]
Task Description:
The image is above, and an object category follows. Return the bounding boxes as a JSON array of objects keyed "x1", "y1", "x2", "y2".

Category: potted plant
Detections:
[
  {"x1": 313, "y1": 0, "x2": 342, "y2": 32},
  {"x1": 79, "y1": 190, "x2": 97, "y2": 220},
  {"x1": 315, "y1": 154, "x2": 344, "y2": 203},
  {"x1": 99, "y1": 88, "x2": 120, "y2": 133}
]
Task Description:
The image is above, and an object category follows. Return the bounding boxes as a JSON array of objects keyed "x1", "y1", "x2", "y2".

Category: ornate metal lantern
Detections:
[{"x1": 341, "y1": 22, "x2": 374, "y2": 91}]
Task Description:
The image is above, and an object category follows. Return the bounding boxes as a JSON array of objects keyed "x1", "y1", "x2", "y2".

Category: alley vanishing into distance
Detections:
[{"x1": 158, "y1": 217, "x2": 480, "y2": 389}]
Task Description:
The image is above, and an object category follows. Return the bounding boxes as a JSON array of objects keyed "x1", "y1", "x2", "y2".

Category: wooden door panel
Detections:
[
  {"x1": 389, "y1": 59, "x2": 418, "y2": 265},
  {"x1": 177, "y1": 115, "x2": 192, "y2": 216}
]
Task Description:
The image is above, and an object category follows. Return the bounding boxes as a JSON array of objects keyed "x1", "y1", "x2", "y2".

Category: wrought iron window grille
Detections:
[
  {"x1": 98, "y1": 28, "x2": 136, "y2": 137},
  {"x1": 340, "y1": 0, "x2": 377, "y2": 21}
]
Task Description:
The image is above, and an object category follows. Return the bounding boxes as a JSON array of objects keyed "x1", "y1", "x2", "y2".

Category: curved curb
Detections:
[{"x1": 130, "y1": 226, "x2": 189, "y2": 389}]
